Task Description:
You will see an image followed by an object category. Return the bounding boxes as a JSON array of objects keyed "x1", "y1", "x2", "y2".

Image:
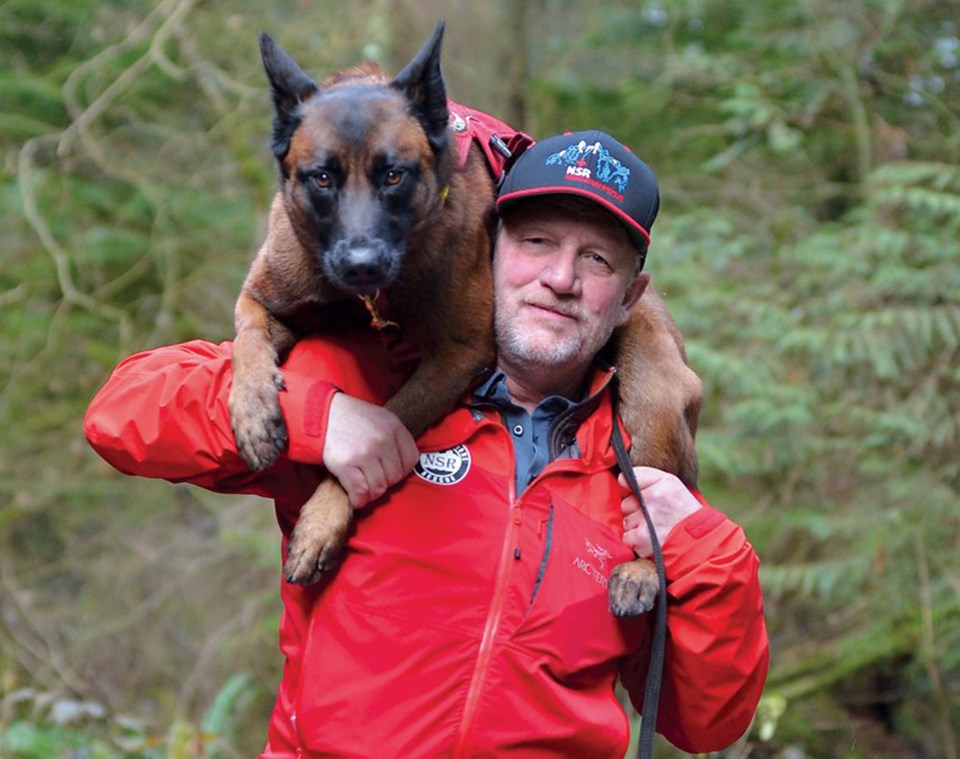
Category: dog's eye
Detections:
[
  {"x1": 384, "y1": 169, "x2": 404, "y2": 186},
  {"x1": 313, "y1": 172, "x2": 333, "y2": 189}
]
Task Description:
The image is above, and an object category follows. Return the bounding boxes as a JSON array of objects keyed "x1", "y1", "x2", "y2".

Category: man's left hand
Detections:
[{"x1": 618, "y1": 467, "x2": 701, "y2": 556}]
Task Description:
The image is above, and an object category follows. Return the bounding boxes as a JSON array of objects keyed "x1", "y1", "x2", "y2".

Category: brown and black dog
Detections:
[{"x1": 228, "y1": 22, "x2": 701, "y2": 617}]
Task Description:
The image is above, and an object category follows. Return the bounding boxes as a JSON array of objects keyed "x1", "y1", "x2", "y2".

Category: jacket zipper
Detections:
[{"x1": 453, "y1": 462, "x2": 520, "y2": 757}]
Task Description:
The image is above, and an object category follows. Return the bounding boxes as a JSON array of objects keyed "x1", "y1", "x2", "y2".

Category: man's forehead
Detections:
[{"x1": 503, "y1": 205, "x2": 636, "y2": 258}]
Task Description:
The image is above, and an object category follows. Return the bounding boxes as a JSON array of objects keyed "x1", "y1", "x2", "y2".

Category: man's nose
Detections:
[{"x1": 540, "y1": 249, "x2": 581, "y2": 295}]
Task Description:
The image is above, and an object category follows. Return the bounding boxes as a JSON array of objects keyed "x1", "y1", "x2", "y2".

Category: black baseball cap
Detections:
[{"x1": 497, "y1": 130, "x2": 660, "y2": 268}]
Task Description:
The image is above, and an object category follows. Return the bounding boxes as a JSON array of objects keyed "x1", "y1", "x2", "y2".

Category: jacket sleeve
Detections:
[
  {"x1": 83, "y1": 331, "x2": 420, "y2": 497},
  {"x1": 618, "y1": 496, "x2": 770, "y2": 753}
]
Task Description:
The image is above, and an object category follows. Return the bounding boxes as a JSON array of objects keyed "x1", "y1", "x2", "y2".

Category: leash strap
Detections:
[{"x1": 610, "y1": 415, "x2": 667, "y2": 759}]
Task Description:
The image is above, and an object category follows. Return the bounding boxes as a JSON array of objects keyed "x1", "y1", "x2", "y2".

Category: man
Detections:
[{"x1": 85, "y1": 130, "x2": 768, "y2": 757}]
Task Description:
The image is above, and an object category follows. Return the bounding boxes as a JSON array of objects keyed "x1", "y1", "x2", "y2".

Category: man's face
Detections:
[{"x1": 493, "y1": 202, "x2": 649, "y2": 380}]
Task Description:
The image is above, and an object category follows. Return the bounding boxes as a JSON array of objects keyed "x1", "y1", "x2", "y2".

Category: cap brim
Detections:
[{"x1": 497, "y1": 185, "x2": 651, "y2": 250}]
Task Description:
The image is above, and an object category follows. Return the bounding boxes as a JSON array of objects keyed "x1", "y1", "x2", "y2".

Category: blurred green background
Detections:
[{"x1": 2, "y1": 0, "x2": 959, "y2": 756}]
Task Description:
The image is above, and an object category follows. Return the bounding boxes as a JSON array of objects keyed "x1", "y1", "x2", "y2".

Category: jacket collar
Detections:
[
  {"x1": 547, "y1": 363, "x2": 617, "y2": 464},
  {"x1": 417, "y1": 361, "x2": 620, "y2": 467}
]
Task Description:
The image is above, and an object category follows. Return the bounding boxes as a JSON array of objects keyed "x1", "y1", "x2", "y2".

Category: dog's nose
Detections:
[
  {"x1": 340, "y1": 244, "x2": 391, "y2": 291},
  {"x1": 343, "y1": 260, "x2": 383, "y2": 288}
]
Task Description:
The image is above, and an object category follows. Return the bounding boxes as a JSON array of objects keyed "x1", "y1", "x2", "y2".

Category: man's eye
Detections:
[
  {"x1": 584, "y1": 252, "x2": 614, "y2": 272},
  {"x1": 384, "y1": 169, "x2": 404, "y2": 186}
]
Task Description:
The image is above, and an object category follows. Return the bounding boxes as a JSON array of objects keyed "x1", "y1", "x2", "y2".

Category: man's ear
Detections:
[{"x1": 618, "y1": 272, "x2": 650, "y2": 325}]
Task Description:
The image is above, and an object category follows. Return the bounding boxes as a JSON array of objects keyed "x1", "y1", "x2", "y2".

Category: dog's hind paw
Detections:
[{"x1": 608, "y1": 557, "x2": 659, "y2": 617}]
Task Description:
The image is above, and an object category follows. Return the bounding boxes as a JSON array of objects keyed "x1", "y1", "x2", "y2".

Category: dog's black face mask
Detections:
[
  {"x1": 288, "y1": 87, "x2": 428, "y2": 293},
  {"x1": 258, "y1": 22, "x2": 451, "y2": 294}
]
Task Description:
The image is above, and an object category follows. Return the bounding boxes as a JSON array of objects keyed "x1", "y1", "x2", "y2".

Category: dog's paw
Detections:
[
  {"x1": 283, "y1": 534, "x2": 343, "y2": 585},
  {"x1": 608, "y1": 557, "x2": 659, "y2": 617},
  {"x1": 229, "y1": 369, "x2": 288, "y2": 471},
  {"x1": 283, "y1": 478, "x2": 352, "y2": 585}
]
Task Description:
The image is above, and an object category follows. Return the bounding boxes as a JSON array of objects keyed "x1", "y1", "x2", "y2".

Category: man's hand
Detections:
[
  {"x1": 618, "y1": 467, "x2": 701, "y2": 556},
  {"x1": 323, "y1": 393, "x2": 419, "y2": 508}
]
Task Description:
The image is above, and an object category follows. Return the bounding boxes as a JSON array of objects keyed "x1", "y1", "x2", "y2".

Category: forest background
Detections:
[{"x1": 1, "y1": 0, "x2": 958, "y2": 757}]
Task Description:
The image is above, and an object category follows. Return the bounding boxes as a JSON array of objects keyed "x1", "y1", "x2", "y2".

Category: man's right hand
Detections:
[{"x1": 322, "y1": 393, "x2": 419, "y2": 508}]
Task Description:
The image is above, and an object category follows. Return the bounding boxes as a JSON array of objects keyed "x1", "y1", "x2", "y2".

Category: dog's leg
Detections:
[
  {"x1": 608, "y1": 288, "x2": 703, "y2": 616},
  {"x1": 385, "y1": 326, "x2": 495, "y2": 438},
  {"x1": 384, "y1": 229, "x2": 496, "y2": 437},
  {"x1": 278, "y1": 335, "x2": 493, "y2": 588},
  {"x1": 279, "y1": 331, "x2": 482, "y2": 585},
  {"x1": 283, "y1": 476, "x2": 353, "y2": 583},
  {"x1": 229, "y1": 291, "x2": 297, "y2": 471},
  {"x1": 615, "y1": 289, "x2": 701, "y2": 485}
]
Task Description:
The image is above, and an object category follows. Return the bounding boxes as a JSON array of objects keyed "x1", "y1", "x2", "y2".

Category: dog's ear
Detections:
[
  {"x1": 391, "y1": 20, "x2": 450, "y2": 155},
  {"x1": 259, "y1": 32, "x2": 318, "y2": 162}
]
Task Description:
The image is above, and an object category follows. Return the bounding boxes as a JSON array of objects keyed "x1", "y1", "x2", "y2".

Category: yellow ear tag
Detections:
[{"x1": 440, "y1": 185, "x2": 450, "y2": 203}]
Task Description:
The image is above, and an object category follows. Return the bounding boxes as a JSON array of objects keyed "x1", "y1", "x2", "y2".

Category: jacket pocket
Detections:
[
  {"x1": 512, "y1": 493, "x2": 646, "y2": 678},
  {"x1": 527, "y1": 502, "x2": 554, "y2": 611}
]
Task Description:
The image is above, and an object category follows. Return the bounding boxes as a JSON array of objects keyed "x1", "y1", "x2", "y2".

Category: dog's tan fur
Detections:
[{"x1": 229, "y1": 23, "x2": 701, "y2": 616}]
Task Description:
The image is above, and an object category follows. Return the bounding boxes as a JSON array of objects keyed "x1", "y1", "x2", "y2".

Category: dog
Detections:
[{"x1": 228, "y1": 21, "x2": 702, "y2": 618}]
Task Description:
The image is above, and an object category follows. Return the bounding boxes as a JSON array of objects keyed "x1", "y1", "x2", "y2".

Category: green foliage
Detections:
[
  {"x1": 1, "y1": 722, "x2": 115, "y2": 759},
  {"x1": 657, "y1": 141, "x2": 960, "y2": 759},
  {"x1": 669, "y1": 78, "x2": 957, "y2": 759},
  {"x1": 0, "y1": 676, "x2": 261, "y2": 758}
]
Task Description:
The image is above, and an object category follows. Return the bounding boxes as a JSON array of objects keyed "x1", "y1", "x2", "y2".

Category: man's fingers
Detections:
[
  {"x1": 623, "y1": 510, "x2": 651, "y2": 532},
  {"x1": 379, "y1": 445, "x2": 408, "y2": 491},
  {"x1": 617, "y1": 466, "x2": 672, "y2": 497},
  {"x1": 345, "y1": 431, "x2": 420, "y2": 509},
  {"x1": 375, "y1": 427, "x2": 418, "y2": 487},
  {"x1": 340, "y1": 466, "x2": 372, "y2": 509},
  {"x1": 622, "y1": 522, "x2": 653, "y2": 557},
  {"x1": 397, "y1": 432, "x2": 420, "y2": 474},
  {"x1": 618, "y1": 465, "x2": 702, "y2": 553},
  {"x1": 387, "y1": 424, "x2": 420, "y2": 475}
]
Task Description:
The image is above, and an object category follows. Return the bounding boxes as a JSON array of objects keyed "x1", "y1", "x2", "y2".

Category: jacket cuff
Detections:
[
  {"x1": 661, "y1": 503, "x2": 751, "y2": 591},
  {"x1": 279, "y1": 376, "x2": 341, "y2": 465}
]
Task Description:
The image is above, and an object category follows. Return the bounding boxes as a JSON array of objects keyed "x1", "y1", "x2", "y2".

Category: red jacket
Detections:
[{"x1": 84, "y1": 330, "x2": 769, "y2": 757}]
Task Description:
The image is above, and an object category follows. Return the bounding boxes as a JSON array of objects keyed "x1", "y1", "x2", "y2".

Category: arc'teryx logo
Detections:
[
  {"x1": 584, "y1": 538, "x2": 613, "y2": 569},
  {"x1": 572, "y1": 538, "x2": 614, "y2": 589},
  {"x1": 545, "y1": 139, "x2": 632, "y2": 196}
]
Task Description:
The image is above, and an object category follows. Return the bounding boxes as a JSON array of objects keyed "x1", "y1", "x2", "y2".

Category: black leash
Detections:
[{"x1": 610, "y1": 417, "x2": 667, "y2": 759}]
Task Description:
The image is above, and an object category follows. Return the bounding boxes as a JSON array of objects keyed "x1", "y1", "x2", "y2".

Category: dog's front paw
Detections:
[
  {"x1": 283, "y1": 478, "x2": 353, "y2": 585},
  {"x1": 608, "y1": 558, "x2": 659, "y2": 617},
  {"x1": 229, "y1": 368, "x2": 288, "y2": 471}
]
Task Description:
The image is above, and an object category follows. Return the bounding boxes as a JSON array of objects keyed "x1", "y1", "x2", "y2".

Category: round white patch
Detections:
[{"x1": 414, "y1": 445, "x2": 471, "y2": 486}]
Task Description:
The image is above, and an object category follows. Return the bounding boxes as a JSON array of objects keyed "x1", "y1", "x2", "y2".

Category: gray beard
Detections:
[{"x1": 494, "y1": 311, "x2": 582, "y2": 369}]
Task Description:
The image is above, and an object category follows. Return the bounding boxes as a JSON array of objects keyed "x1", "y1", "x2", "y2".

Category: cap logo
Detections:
[{"x1": 545, "y1": 139, "x2": 631, "y2": 201}]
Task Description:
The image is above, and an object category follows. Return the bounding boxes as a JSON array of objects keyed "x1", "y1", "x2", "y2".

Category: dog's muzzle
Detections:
[{"x1": 324, "y1": 238, "x2": 402, "y2": 293}]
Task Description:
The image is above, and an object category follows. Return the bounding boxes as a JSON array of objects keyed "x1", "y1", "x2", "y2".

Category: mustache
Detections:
[{"x1": 522, "y1": 296, "x2": 582, "y2": 320}]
